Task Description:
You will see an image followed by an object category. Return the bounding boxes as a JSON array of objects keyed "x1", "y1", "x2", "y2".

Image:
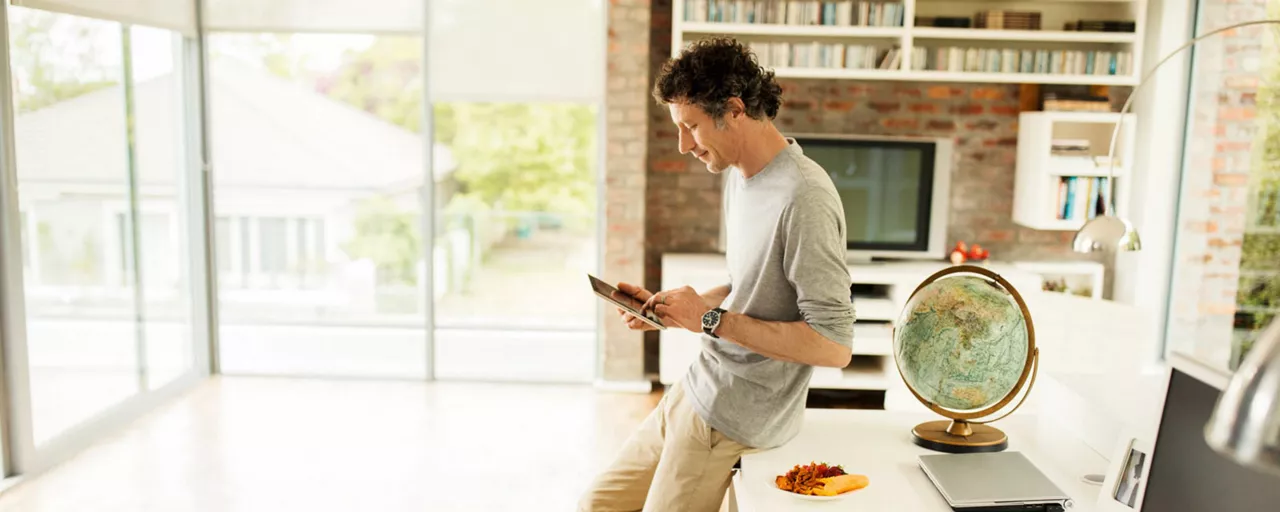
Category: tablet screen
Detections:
[{"x1": 588, "y1": 275, "x2": 647, "y2": 313}]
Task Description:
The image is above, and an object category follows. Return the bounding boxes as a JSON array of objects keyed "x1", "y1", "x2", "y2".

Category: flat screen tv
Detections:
[{"x1": 786, "y1": 133, "x2": 953, "y2": 262}]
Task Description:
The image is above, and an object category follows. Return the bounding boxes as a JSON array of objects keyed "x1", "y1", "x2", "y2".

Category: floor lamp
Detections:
[{"x1": 1073, "y1": 19, "x2": 1280, "y2": 254}]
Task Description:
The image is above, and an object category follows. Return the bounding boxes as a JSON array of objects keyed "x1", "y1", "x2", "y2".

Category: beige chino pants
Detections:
[{"x1": 579, "y1": 382, "x2": 751, "y2": 512}]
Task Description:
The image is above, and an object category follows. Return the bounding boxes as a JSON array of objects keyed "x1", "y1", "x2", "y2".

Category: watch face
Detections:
[{"x1": 702, "y1": 309, "x2": 720, "y2": 328}]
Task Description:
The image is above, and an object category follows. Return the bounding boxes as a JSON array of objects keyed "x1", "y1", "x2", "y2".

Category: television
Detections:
[{"x1": 789, "y1": 133, "x2": 953, "y2": 263}]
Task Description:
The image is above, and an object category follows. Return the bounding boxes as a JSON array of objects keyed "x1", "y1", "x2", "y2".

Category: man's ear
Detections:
[{"x1": 726, "y1": 97, "x2": 746, "y2": 119}]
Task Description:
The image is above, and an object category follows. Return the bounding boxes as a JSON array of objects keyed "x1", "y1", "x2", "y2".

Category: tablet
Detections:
[{"x1": 587, "y1": 274, "x2": 666, "y2": 330}]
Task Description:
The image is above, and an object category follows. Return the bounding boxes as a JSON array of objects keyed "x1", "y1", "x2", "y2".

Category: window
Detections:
[
  {"x1": 6, "y1": 5, "x2": 200, "y2": 445},
  {"x1": 1165, "y1": 0, "x2": 1280, "y2": 371},
  {"x1": 9, "y1": 6, "x2": 140, "y2": 445},
  {"x1": 208, "y1": 33, "x2": 428, "y2": 377}
]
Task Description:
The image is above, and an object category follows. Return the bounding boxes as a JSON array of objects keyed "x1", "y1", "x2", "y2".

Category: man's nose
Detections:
[{"x1": 678, "y1": 131, "x2": 695, "y2": 154}]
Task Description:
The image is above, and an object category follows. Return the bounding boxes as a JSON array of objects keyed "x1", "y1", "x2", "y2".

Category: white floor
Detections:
[{"x1": 0, "y1": 376, "x2": 660, "y2": 512}]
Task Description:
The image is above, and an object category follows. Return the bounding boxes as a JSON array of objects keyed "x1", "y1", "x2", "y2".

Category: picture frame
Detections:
[{"x1": 1096, "y1": 432, "x2": 1155, "y2": 511}]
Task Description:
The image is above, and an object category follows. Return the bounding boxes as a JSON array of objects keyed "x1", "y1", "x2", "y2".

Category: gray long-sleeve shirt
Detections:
[{"x1": 685, "y1": 138, "x2": 856, "y2": 450}]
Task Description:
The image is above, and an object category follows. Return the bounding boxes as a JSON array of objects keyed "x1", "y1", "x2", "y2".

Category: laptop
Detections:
[{"x1": 919, "y1": 452, "x2": 1074, "y2": 512}]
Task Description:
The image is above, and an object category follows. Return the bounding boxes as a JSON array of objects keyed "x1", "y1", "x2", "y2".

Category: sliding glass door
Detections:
[
  {"x1": 0, "y1": 0, "x2": 207, "y2": 473},
  {"x1": 8, "y1": 7, "x2": 139, "y2": 445}
]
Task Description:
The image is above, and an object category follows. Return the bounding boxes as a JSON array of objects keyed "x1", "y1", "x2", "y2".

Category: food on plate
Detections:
[
  {"x1": 775, "y1": 462, "x2": 869, "y2": 496},
  {"x1": 813, "y1": 474, "x2": 871, "y2": 496}
]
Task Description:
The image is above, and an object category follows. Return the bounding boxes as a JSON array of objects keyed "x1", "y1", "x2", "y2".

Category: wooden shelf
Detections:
[
  {"x1": 810, "y1": 356, "x2": 894, "y2": 391},
  {"x1": 1031, "y1": 111, "x2": 1129, "y2": 123},
  {"x1": 1045, "y1": 159, "x2": 1128, "y2": 178},
  {"x1": 851, "y1": 325, "x2": 894, "y2": 356},
  {"x1": 681, "y1": 22, "x2": 904, "y2": 38},
  {"x1": 767, "y1": 67, "x2": 1138, "y2": 85},
  {"x1": 911, "y1": 27, "x2": 1138, "y2": 43},
  {"x1": 896, "y1": 70, "x2": 1138, "y2": 85},
  {"x1": 771, "y1": 67, "x2": 904, "y2": 79},
  {"x1": 1019, "y1": 218, "x2": 1090, "y2": 231}
]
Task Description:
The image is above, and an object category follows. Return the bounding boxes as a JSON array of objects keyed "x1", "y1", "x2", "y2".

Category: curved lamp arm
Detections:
[
  {"x1": 1076, "y1": 18, "x2": 1280, "y2": 253},
  {"x1": 1106, "y1": 19, "x2": 1280, "y2": 214}
]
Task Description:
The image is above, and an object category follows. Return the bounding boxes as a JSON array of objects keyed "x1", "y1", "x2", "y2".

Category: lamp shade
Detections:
[
  {"x1": 1071, "y1": 215, "x2": 1142, "y2": 253},
  {"x1": 1205, "y1": 317, "x2": 1280, "y2": 478}
]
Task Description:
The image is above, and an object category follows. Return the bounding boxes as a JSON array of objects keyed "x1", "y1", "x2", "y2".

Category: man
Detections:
[{"x1": 578, "y1": 37, "x2": 856, "y2": 511}]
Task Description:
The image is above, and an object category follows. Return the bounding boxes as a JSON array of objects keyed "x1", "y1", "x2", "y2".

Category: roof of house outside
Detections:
[{"x1": 14, "y1": 58, "x2": 453, "y2": 191}]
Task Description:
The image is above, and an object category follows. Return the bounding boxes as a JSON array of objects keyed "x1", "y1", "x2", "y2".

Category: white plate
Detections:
[{"x1": 771, "y1": 480, "x2": 854, "y2": 501}]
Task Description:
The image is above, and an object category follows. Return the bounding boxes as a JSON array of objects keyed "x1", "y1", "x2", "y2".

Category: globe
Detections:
[{"x1": 892, "y1": 265, "x2": 1039, "y2": 453}]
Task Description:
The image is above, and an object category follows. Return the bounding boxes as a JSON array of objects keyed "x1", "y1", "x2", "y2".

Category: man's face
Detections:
[{"x1": 668, "y1": 101, "x2": 736, "y2": 174}]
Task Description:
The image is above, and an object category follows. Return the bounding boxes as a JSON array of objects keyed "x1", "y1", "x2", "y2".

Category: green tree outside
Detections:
[{"x1": 10, "y1": 8, "x2": 119, "y2": 113}]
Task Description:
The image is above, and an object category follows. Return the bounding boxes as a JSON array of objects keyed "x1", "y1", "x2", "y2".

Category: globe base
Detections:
[{"x1": 911, "y1": 420, "x2": 1008, "y2": 454}]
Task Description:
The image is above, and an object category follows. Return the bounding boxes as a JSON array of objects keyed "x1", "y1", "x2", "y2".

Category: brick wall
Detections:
[
  {"x1": 641, "y1": 5, "x2": 1107, "y2": 366},
  {"x1": 1165, "y1": 0, "x2": 1269, "y2": 364},
  {"x1": 602, "y1": 0, "x2": 650, "y2": 383}
]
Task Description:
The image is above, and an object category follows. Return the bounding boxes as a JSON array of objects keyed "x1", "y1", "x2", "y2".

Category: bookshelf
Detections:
[
  {"x1": 1012, "y1": 111, "x2": 1136, "y2": 231},
  {"x1": 672, "y1": 0, "x2": 1147, "y2": 85}
]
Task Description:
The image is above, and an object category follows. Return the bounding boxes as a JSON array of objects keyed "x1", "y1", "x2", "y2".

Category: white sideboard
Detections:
[{"x1": 658, "y1": 253, "x2": 1044, "y2": 394}]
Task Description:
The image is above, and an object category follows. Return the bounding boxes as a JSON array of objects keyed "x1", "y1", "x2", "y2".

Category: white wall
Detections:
[{"x1": 1112, "y1": 0, "x2": 1197, "y2": 364}]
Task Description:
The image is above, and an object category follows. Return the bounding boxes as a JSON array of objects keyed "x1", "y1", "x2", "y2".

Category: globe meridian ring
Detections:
[{"x1": 892, "y1": 265, "x2": 1038, "y2": 423}]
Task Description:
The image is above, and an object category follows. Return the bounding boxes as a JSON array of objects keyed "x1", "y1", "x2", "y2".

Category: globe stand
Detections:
[
  {"x1": 911, "y1": 420, "x2": 1009, "y2": 454},
  {"x1": 894, "y1": 265, "x2": 1041, "y2": 455}
]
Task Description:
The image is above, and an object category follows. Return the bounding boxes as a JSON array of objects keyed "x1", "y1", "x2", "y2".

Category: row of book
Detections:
[
  {"x1": 918, "y1": 47, "x2": 1134, "y2": 76},
  {"x1": 1055, "y1": 176, "x2": 1112, "y2": 221},
  {"x1": 683, "y1": 0, "x2": 906, "y2": 27},
  {"x1": 740, "y1": 41, "x2": 1136, "y2": 76},
  {"x1": 1040, "y1": 86, "x2": 1115, "y2": 112},
  {"x1": 975, "y1": 10, "x2": 1040, "y2": 30},
  {"x1": 1063, "y1": 20, "x2": 1136, "y2": 33},
  {"x1": 748, "y1": 41, "x2": 896, "y2": 69}
]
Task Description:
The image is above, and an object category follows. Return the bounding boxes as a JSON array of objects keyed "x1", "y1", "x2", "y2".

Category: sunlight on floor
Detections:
[{"x1": 0, "y1": 376, "x2": 660, "y2": 512}]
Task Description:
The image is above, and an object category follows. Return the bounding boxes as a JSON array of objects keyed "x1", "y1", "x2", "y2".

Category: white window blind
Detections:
[
  {"x1": 202, "y1": 0, "x2": 603, "y2": 102},
  {"x1": 11, "y1": 0, "x2": 196, "y2": 35},
  {"x1": 428, "y1": 0, "x2": 605, "y2": 103},
  {"x1": 201, "y1": 0, "x2": 423, "y2": 35}
]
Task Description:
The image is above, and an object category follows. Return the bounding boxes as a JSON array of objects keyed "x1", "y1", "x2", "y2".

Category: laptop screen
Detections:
[{"x1": 1140, "y1": 369, "x2": 1280, "y2": 511}]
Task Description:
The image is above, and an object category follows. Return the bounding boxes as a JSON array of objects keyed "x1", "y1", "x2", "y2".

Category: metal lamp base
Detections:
[{"x1": 911, "y1": 420, "x2": 1009, "y2": 454}]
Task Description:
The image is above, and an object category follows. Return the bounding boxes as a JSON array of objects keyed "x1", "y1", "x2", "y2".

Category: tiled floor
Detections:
[{"x1": 0, "y1": 376, "x2": 661, "y2": 512}]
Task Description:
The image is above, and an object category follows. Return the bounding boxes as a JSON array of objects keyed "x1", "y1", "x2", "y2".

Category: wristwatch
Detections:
[{"x1": 702, "y1": 308, "x2": 726, "y2": 338}]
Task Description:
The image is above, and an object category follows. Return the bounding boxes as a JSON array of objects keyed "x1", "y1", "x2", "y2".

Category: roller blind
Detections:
[
  {"x1": 11, "y1": 0, "x2": 196, "y2": 35},
  {"x1": 202, "y1": 0, "x2": 423, "y2": 35},
  {"x1": 202, "y1": 0, "x2": 604, "y2": 102},
  {"x1": 428, "y1": 0, "x2": 605, "y2": 103}
]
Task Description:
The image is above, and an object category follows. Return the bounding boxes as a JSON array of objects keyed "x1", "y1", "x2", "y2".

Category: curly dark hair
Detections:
[{"x1": 652, "y1": 37, "x2": 783, "y2": 124}]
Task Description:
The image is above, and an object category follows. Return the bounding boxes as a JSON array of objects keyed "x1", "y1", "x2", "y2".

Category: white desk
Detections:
[{"x1": 731, "y1": 409, "x2": 1108, "y2": 511}]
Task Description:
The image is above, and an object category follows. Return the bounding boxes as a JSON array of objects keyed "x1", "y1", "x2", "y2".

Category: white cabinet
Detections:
[
  {"x1": 1013, "y1": 111, "x2": 1137, "y2": 231},
  {"x1": 658, "y1": 253, "x2": 1043, "y2": 394}
]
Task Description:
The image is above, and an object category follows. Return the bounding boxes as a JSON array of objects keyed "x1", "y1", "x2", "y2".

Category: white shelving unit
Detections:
[
  {"x1": 672, "y1": 0, "x2": 1147, "y2": 85},
  {"x1": 1013, "y1": 111, "x2": 1136, "y2": 231}
]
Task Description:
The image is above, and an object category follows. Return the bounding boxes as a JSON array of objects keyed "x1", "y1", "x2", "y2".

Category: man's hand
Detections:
[
  {"x1": 644, "y1": 285, "x2": 711, "y2": 334},
  {"x1": 613, "y1": 282, "x2": 658, "y2": 331}
]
